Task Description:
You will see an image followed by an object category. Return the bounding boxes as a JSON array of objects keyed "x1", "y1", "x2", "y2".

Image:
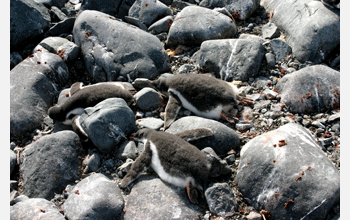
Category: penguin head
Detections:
[
  {"x1": 130, "y1": 128, "x2": 153, "y2": 142},
  {"x1": 152, "y1": 78, "x2": 168, "y2": 93}
]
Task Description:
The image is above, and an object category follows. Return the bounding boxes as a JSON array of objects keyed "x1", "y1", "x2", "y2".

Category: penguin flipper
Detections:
[
  {"x1": 176, "y1": 128, "x2": 214, "y2": 142},
  {"x1": 121, "y1": 141, "x2": 152, "y2": 188},
  {"x1": 163, "y1": 93, "x2": 182, "y2": 129},
  {"x1": 69, "y1": 82, "x2": 83, "y2": 96}
]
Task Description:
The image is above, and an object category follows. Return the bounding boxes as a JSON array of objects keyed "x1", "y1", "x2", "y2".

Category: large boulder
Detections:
[
  {"x1": 166, "y1": 116, "x2": 240, "y2": 156},
  {"x1": 73, "y1": 10, "x2": 170, "y2": 82},
  {"x1": 260, "y1": 0, "x2": 340, "y2": 63},
  {"x1": 276, "y1": 65, "x2": 340, "y2": 114},
  {"x1": 10, "y1": 52, "x2": 69, "y2": 140},
  {"x1": 235, "y1": 123, "x2": 340, "y2": 220},
  {"x1": 10, "y1": 0, "x2": 51, "y2": 49},
  {"x1": 80, "y1": 0, "x2": 123, "y2": 16},
  {"x1": 166, "y1": 6, "x2": 237, "y2": 47},
  {"x1": 63, "y1": 173, "x2": 124, "y2": 220},
  {"x1": 19, "y1": 131, "x2": 81, "y2": 200},
  {"x1": 192, "y1": 39, "x2": 265, "y2": 82},
  {"x1": 124, "y1": 174, "x2": 203, "y2": 220}
]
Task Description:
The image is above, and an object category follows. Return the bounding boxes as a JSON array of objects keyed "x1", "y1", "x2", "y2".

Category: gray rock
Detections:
[
  {"x1": 201, "y1": 147, "x2": 231, "y2": 178},
  {"x1": 239, "y1": 34, "x2": 266, "y2": 45},
  {"x1": 177, "y1": 64, "x2": 195, "y2": 74},
  {"x1": 166, "y1": 116, "x2": 240, "y2": 155},
  {"x1": 269, "y1": 39, "x2": 292, "y2": 62},
  {"x1": 19, "y1": 131, "x2": 81, "y2": 200},
  {"x1": 262, "y1": 88, "x2": 278, "y2": 99},
  {"x1": 10, "y1": 150, "x2": 17, "y2": 175},
  {"x1": 171, "y1": 0, "x2": 193, "y2": 10},
  {"x1": 192, "y1": 39, "x2": 265, "y2": 81},
  {"x1": 328, "y1": 112, "x2": 340, "y2": 122},
  {"x1": 235, "y1": 122, "x2": 253, "y2": 131},
  {"x1": 51, "y1": 6, "x2": 67, "y2": 21},
  {"x1": 80, "y1": 0, "x2": 123, "y2": 16},
  {"x1": 134, "y1": 88, "x2": 163, "y2": 111},
  {"x1": 262, "y1": 22, "x2": 280, "y2": 39},
  {"x1": 265, "y1": 53, "x2": 276, "y2": 67},
  {"x1": 148, "y1": 15, "x2": 173, "y2": 34},
  {"x1": 124, "y1": 16, "x2": 149, "y2": 31},
  {"x1": 166, "y1": 6, "x2": 237, "y2": 47},
  {"x1": 44, "y1": 17, "x2": 76, "y2": 37},
  {"x1": 78, "y1": 98, "x2": 136, "y2": 153},
  {"x1": 205, "y1": 183, "x2": 237, "y2": 217},
  {"x1": 276, "y1": 65, "x2": 340, "y2": 114},
  {"x1": 35, "y1": 0, "x2": 68, "y2": 8},
  {"x1": 10, "y1": 52, "x2": 69, "y2": 139},
  {"x1": 73, "y1": 10, "x2": 170, "y2": 82},
  {"x1": 11, "y1": 194, "x2": 30, "y2": 206},
  {"x1": 83, "y1": 152, "x2": 101, "y2": 173},
  {"x1": 252, "y1": 76, "x2": 271, "y2": 89},
  {"x1": 128, "y1": 0, "x2": 172, "y2": 27},
  {"x1": 63, "y1": 173, "x2": 125, "y2": 220},
  {"x1": 136, "y1": 117, "x2": 164, "y2": 130},
  {"x1": 124, "y1": 174, "x2": 202, "y2": 220},
  {"x1": 261, "y1": 0, "x2": 340, "y2": 63},
  {"x1": 10, "y1": 0, "x2": 50, "y2": 49},
  {"x1": 10, "y1": 198, "x2": 65, "y2": 220},
  {"x1": 56, "y1": 41, "x2": 80, "y2": 61},
  {"x1": 235, "y1": 123, "x2": 340, "y2": 220},
  {"x1": 33, "y1": 36, "x2": 70, "y2": 54},
  {"x1": 253, "y1": 100, "x2": 271, "y2": 111},
  {"x1": 116, "y1": 140, "x2": 138, "y2": 160},
  {"x1": 199, "y1": 0, "x2": 260, "y2": 20}
]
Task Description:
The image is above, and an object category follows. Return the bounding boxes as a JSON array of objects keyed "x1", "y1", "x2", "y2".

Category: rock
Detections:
[
  {"x1": 124, "y1": 16, "x2": 149, "y2": 31},
  {"x1": 269, "y1": 39, "x2": 292, "y2": 62},
  {"x1": 10, "y1": 52, "x2": 69, "y2": 139},
  {"x1": 201, "y1": 147, "x2": 231, "y2": 178},
  {"x1": 328, "y1": 112, "x2": 340, "y2": 122},
  {"x1": 83, "y1": 152, "x2": 101, "y2": 173},
  {"x1": 56, "y1": 41, "x2": 80, "y2": 61},
  {"x1": 200, "y1": 0, "x2": 260, "y2": 20},
  {"x1": 134, "y1": 87, "x2": 164, "y2": 111},
  {"x1": 10, "y1": 198, "x2": 65, "y2": 220},
  {"x1": 63, "y1": 173, "x2": 125, "y2": 220},
  {"x1": 124, "y1": 174, "x2": 202, "y2": 220},
  {"x1": 10, "y1": 0, "x2": 51, "y2": 49},
  {"x1": 33, "y1": 36, "x2": 69, "y2": 54},
  {"x1": 10, "y1": 150, "x2": 17, "y2": 175},
  {"x1": 261, "y1": 0, "x2": 340, "y2": 63},
  {"x1": 136, "y1": 117, "x2": 164, "y2": 130},
  {"x1": 235, "y1": 122, "x2": 253, "y2": 131},
  {"x1": 205, "y1": 183, "x2": 237, "y2": 217},
  {"x1": 246, "y1": 211, "x2": 262, "y2": 220},
  {"x1": 11, "y1": 194, "x2": 30, "y2": 206},
  {"x1": 262, "y1": 88, "x2": 278, "y2": 99},
  {"x1": 177, "y1": 64, "x2": 195, "y2": 74},
  {"x1": 116, "y1": 140, "x2": 138, "y2": 160},
  {"x1": 128, "y1": 0, "x2": 172, "y2": 27},
  {"x1": 252, "y1": 76, "x2": 271, "y2": 89},
  {"x1": 239, "y1": 34, "x2": 266, "y2": 45},
  {"x1": 10, "y1": 52, "x2": 22, "y2": 69},
  {"x1": 261, "y1": 22, "x2": 280, "y2": 39},
  {"x1": 166, "y1": 116, "x2": 240, "y2": 155},
  {"x1": 44, "y1": 17, "x2": 76, "y2": 37},
  {"x1": 35, "y1": 0, "x2": 68, "y2": 8},
  {"x1": 148, "y1": 15, "x2": 173, "y2": 34},
  {"x1": 235, "y1": 123, "x2": 340, "y2": 220},
  {"x1": 80, "y1": 0, "x2": 123, "y2": 16},
  {"x1": 50, "y1": 6, "x2": 67, "y2": 21},
  {"x1": 73, "y1": 10, "x2": 170, "y2": 82},
  {"x1": 265, "y1": 53, "x2": 276, "y2": 67},
  {"x1": 276, "y1": 65, "x2": 340, "y2": 114},
  {"x1": 192, "y1": 39, "x2": 265, "y2": 81},
  {"x1": 77, "y1": 98, "x2": 136, "y2": 153},
  {"x1": 19, "y1": 131, "x2": 81, "y2": 200},
  {"x1": 166, "y1": 6, "x2": 237, "y2": 47}
]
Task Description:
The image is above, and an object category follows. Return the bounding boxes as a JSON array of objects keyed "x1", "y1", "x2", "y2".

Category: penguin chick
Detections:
[
  {"x1": 121, "y1": 128, "x2": 212, "y2": 204},
  {"x1": 48, "y1": 82, "x2": 134, "y2": 125},
  {"x1": 149, "y1": 74, "x2": 239, "y2": 128}
]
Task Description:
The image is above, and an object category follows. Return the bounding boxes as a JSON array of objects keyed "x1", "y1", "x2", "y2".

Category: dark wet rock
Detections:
[
  {"x1": 19, "y1": 131, "x2": 81, "y2": 200},
  {"x1": 73, "y1": 10, "x2": 170, "y2": 82},
  {"x1": 45, "y1": 17, "x2": 76, "y2": 38},
  {"x1": 77, "y1": 98, "x2": 135, "y2": 153},
  {"x1": 10, "y1": 52, "x2": 69, "y2": 139},
  {"x1": 235, "y1": 123, "x2": 340, "y2": 220},
  {"x1": 205, "y1": 183, "x2": 237, "y2": 217},
  {"x1": 269, "y1": 39, "x2": 292, "y2": 62},
  {"x1": 51, "y1": 6, "x2": 67, "y2": 21},
  {"x1": 276, "y1": 65, "x2": 340, "y2": 114},
  {"x1": 80, "y1": 0, "x2": 123, "y2": 16},
  {"x1": 124, "y1": 174, "x2": 202, "y2": 220},
  {"x1": 261, "y1": 0, "x2": 340, "y2": 63},
  {"x1": 10, "y1": 52, "x2": 23, "y2": 70},
  {"x1": 166, "y1": 6, "x2": 237, "y2": 47},
  {"x1": 199, "y1": 0, "x2": 260, "y2": 20},
  {"x1": 128, "y1": 0, "x2": 172, "y2": 27},
  {"x1": 148, "y1": 15, "x2": 173, "y2": 35},
  {"x1": 192, "y1": 39, "x2": 265, "y2": 81},
  {"x1": 166, "y1": 116, "x2": 240, "y2": 156},
  {"x1": 11, "y1": 0, "x2": 51, "y2": 49},
  {"x1": 134, "y1": 88, "x2": 164, "y2": 111},
  {"x1": 36, "y1": 0, "x2": 68, "y2": 8},
  {"x1": 63, "y1": 173, "x2": 124, "y2": 220},
  {"x1": 10, "y1": 198, "x2": 65, "y2": 220}
]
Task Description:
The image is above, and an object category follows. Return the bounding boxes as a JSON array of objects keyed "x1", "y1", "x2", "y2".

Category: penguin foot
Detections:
[
  {"x1": 186, "y1": 181, "x2": 199, "y2": 204},
  {"x1": 220, "y1": 111, "x2": 239, "y2": 123}
]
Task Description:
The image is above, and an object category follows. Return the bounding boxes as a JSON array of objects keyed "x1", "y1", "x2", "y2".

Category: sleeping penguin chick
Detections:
[
  {"x1": 48, "y1": 82, "x2": 134, "y2": 125},
  {"x1": 149, "y1": 74, "x2": 240, "y2": 129},
  {"x1": 120, "y1": 128, "x2": 213, "y2": 204}
]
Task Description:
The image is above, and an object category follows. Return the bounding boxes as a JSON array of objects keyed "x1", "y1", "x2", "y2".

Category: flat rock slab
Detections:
[
  {"x1": 78, "y1": 98, "x2": 136, "y2": 153},
  {"x1": 124, "y1": 174, "x2": 203, "y2": 220},
  {"x1": 73, "y1": 10, "x2": 170, "y2": 82},
  {"x1": 235, "y1": 123, "x2": 340, "y2": 220},
  {"x1": 63, "y1": 173, "x2": 124, "y2": 220},
  {"x1": 10, "y1": 198, "x2": 65, "y2": 220},
  {"x1": 276, "y1": 65, "x2": 340, "y2": 114},
  {"x1": 261, "y1": 0, "x2": 340, "y2": 63},
  {"x1": 19, "y1": 131, "x2": 81, "y2": 200},
  {"x1": 166, "y1": 6, "x2": 237, "y2": 47},
  {"x1": 192, "y1": 39, "x2": 265, "y2": 82},
  {"x1": 166, "y1": 116, "x2": 240, "y2": 156},
  {"x1": 10, "y1": 52, "x2": 69, "y2": 139}
]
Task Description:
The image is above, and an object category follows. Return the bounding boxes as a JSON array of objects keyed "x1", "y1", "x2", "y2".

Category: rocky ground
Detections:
[{"x1": 10, "y1": 0, "x2": 340, "y2": 220}]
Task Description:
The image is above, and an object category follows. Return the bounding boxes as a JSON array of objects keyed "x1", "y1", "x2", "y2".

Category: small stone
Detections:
[
  {"x1": 136, "y1": 117, "x2": 164, "y2": 130},
  {"x1": 83, "y1": 152, "x2": 101, "y2": 173},
  {"x1": 269, "y1": 38, "x2": 292, "y2": 62},
  {"x1": 262, "y1": 22, "x2": 280, "y2": 39},
  {"x1": 328, "y1": 112, "x2": 340, "y2": 122},
  {"x1": 134, "y1": 88, "x2": 163, "y2": 111},
  {"x1": 260, "y1": 109, "x2": 267, "y2": 114},
  {"x1": 263, "y1": 88, "x2": 278, "y2": 99},
  {"x1": 177, "y1": 64, "x2": 195, "y2": 74},
  {"x1": 205, "y1": 183, "x2": 236, "y2": 217},
  {"x1": 116, "y1": 140, "x2": 138, "y2": 160},
  {"x1": 236, "y1": 123, "x2": 253, "y2": 131},
  {"x1": 265, "y1": 53, "x2": 276, "y2": 67},
  {"x1": 246, "y1": 211, "x2": 262, "y2": 220},
  {"x1": 224, "y1": 154, "x2": 236, "y2": 165},
  {"x1": 312, "y1": 121, "x2": 326, "y2": 129}
]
